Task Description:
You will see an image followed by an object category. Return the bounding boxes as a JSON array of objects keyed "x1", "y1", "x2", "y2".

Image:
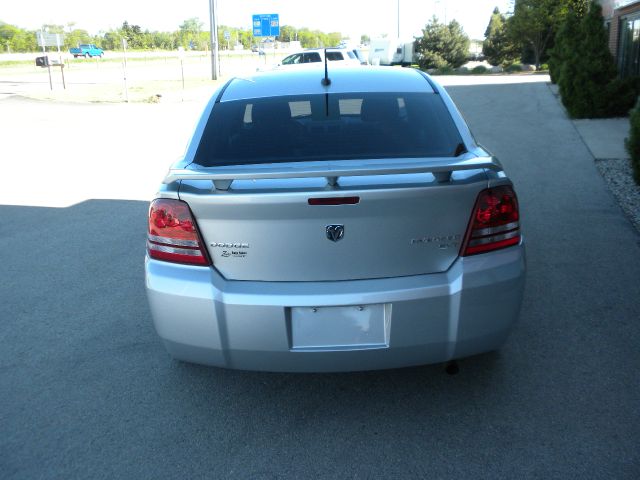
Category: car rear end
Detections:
[{"x1": 145, "y1": 67, "x2": 525, "y2": 372}]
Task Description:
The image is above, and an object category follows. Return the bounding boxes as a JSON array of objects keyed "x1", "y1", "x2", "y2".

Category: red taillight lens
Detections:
[
  {"x1": 147, "y1": 199, "x2": 210, "y2": 266},
  {"x1": 461, "y1": 185, "x2": 521, "y2": 256}
]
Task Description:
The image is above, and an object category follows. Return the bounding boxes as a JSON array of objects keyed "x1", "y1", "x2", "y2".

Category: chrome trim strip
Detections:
[
  {"x1": 147, "y1": 241, "x2": 201, "y2": 256},
  {"x1": 473, "y1": 222, "x2": 519, "y2": 237},
  {"x1": 468, "y1": 230, "x2": 520, "y2": 247},
  {"x1": 148, "y1": 234, "x2": 199, "y2": 247}
]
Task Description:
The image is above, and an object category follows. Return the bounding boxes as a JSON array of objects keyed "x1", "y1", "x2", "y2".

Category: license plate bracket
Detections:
[{"x1": 290, "y1": 304, "x2": 390, "y2": 351}]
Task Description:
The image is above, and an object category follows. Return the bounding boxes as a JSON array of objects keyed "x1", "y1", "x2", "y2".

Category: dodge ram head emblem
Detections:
[{"x1": 326, "y1": 224, "x2": 345, "y2": 242}]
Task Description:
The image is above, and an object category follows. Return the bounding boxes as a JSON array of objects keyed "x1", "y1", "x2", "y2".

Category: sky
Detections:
[{"x1": 5, "y1": 0, "x2": 513, "y2": 41}]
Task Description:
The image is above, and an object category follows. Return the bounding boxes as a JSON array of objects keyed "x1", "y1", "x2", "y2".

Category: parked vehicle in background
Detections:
[
  {"x1": 69, "y1": 44, "x2": 104, "y2": 58},
  {"x1": 368, "y1": 38, "x2": 414, "y2": 66},
  {"x1": 145, "y1": 67, "x2": 525, "y2": 372},
  {"x1": 351, "y1": 48, "x2": 368, "y2": 65},
  {"x1": 276, "y1": 48, "x2": 361, "y2": 68}
]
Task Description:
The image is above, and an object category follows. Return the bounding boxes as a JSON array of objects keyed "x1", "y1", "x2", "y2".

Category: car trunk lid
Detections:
[{"x1": 177, "y1": 161, "x2": 491, "y2": 282}]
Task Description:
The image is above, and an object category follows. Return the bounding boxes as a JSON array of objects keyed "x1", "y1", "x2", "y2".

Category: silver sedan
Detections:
[{"x1": 145, "y1": 66, "x2": 525, "y2": 372}]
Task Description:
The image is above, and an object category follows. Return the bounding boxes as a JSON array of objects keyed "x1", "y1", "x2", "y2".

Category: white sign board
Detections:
[{"x1": 36, "y1": 32, "x2": 64, "y2": 47}]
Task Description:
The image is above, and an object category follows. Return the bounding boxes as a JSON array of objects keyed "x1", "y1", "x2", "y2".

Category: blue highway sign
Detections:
[{"x1": 252, "y1": 14, "x2": 280, "y2": 37}]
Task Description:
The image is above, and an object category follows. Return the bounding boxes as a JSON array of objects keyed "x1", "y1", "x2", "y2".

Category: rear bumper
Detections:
[{"x1": 145, "y1": 241, "x2": 525, "y2": 372}]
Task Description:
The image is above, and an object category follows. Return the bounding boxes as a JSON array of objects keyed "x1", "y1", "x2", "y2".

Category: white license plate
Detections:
[{"x1": 291, "y1": 304, "x2": 390, "y2": 350}]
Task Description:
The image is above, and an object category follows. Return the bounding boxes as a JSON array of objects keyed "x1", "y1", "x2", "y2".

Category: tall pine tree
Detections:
[
  {"x1": 548, "y1": 0, "x2": 589, "y2": 83},
  {"x1": 415, "y1": 17, "x2": 470, "y2": 70},
  {"x1": 483, "y1": 7, "x2": 518, "y2": 66},
  {"x1": 559, "y1": 1, "x2": 617, "y2": 118}
]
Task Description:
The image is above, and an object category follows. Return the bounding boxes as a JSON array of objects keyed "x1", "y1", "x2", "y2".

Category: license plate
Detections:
[{"x1": 291, "y1": 304, "x2": 390, "y2": 350}]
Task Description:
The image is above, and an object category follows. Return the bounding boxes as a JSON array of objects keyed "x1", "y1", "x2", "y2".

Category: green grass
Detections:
[
  {"x1": 0, "y1": 51, "x2": 214, "y2": 68},
  {"x1": 0, "y1": 60, "x2": 32, "y2": 67}
]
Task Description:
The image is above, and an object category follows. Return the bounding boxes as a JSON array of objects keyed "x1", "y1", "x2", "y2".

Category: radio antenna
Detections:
[{"x1": 321, "y1": 48, "x2": 331, "y2": 86}]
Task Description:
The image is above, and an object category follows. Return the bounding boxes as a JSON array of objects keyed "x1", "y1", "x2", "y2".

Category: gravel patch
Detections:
[{"x1": 595, "y1": 158, "x2": 640, "y2": 234}]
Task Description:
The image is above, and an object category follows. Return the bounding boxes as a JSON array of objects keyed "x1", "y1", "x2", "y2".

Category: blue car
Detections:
[{"x1": 69, "y1": 44, "x2": 104, "y2": 58}]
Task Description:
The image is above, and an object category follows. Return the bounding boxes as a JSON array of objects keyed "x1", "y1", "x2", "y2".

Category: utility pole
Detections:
[
  {"x1": 208, "y1": 0, "x2": 219, "y2": 80},
  {"x1": 397, "y1": 0, "x2": 400, "y2": 38},
  {"x1": 122, "y1": 38, "x2": 129, "y2": 103}
]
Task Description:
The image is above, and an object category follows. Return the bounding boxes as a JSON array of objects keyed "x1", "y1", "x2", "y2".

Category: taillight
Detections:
[
  {"x1": 461, "y1": 185, "x2": 521, "y2": 256},
  {"x1": 147, "y1": 199, "x2": 210, "y2": 266}
]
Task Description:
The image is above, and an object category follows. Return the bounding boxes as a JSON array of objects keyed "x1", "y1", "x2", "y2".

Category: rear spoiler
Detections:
[{"x1": 163, "y1": 157, "x2": 502, "y2": 191}]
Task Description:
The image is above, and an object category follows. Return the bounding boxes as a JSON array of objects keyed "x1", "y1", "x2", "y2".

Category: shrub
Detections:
[
  {"x1": 433, "y1": 65, "x2": 455, "y2": 75},
  {"x1": 472, "y1": 65, "x2": 488, "y2": 74},
  {"x1": 626, "y1": 97, "x2": 640, "y2": 184},
  {"x1": 559, "y1": 1, "x2": 618, "y2": 118},
  {"x1": 548, "y1": 1, "x2": 589, "y2": 84},
  {"x1": 417, "y1": 50, "x2": 450, "y2": 71},
  {"x1": 539, "y1": 63, "x2": 549, "y2": 71},
  {"x1": 600, "y1": 77, "x2": 640, "y2": 117},
  {"x1": 556, "y1": 1, "x2": 640, "y2": 118},
  {"x1": 505, "y1": 63, "x2": 523, "y2": 72},
  {"x1": 554, "y1": 8, "x2": 582, "y2": 87},
  {"x1": 415, "y1": 17, "x2": 470, "y2": 70}
]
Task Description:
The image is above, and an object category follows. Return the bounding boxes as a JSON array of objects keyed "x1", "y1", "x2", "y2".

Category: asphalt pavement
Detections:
[{"x1": 1, "y1": 80, "x2": 639, "y2": 479}]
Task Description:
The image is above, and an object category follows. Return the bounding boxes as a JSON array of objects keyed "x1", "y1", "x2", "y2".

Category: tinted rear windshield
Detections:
[{"x1": 193, "y1": 92, "x2": 463, "y2": 167}]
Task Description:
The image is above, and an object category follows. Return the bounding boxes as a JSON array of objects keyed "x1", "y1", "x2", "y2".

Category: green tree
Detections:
[
  {"x1": 217, "y1": 25, "x2": 229, "y2": 50},
  {"x1": 415, "y1": 17, "x2": 470, "y2": 70},
  {"x1": 0, "y1": 22, "x2": 37, "y2": 52},
  {"x1": 558, "y1": 1, "x2": 618, "y2": 117},
  {"x1": 42, "y1": 24, "x2": 65, "y2": 34},
  {"x1": 483, "y1": 7, "x2": 518, "y2": 66},
  {"x1": 65, "y1": 28, "x2": 92, "y2": 49},
  {"x1": 149, "y1": 31, "x2": 176, "y2": 50},
  {"x1": 102, "y1": 30, "x2": 123, "y2": 50},
  {"x1": 297, "y1": 28, "x2": 319, "y2": 48},
  {"x1": 120, "y1": 21, "x2": 144, "y2": 48},
  {"x1": 548, "y1": 0, "x2": 589, "y2": 82},
  {"x1": 217, "y1": 26, "x2": 254, "y2": 51},
  {"x1": 325, "y1": 32, "x2": 342, "y2": 47},
  {"x1": 549, "y1": 6, "x2": 579, "y2": 83},
  {"x1": 277, "y1": 25, "x2": 296, "y2": 43},
  {"x1": 178, "y1": 17, "x2": 203, "y2": 49},
  {"x1": 236, "y1": 29, "x2": 253, "y2": 49},
  {"x1": 507, "y1": 0, "x2": 562, "y2": 67},
  {"x1": 360, "y1": 34, "x2": 370, "y2": 45}
]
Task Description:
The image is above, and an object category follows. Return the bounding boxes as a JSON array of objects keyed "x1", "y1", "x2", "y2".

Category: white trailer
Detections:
[{"x1": 368, "y1": 38, "x2": 414, "y2": 66}]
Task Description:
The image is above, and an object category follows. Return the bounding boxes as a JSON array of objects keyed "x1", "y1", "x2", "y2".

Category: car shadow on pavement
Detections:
[
  {"x1": 1, "y1": 198, "x2": 511, "y2": 437},
  {"x1": 169, "y1": 348, "x2": 508, "y2": 415},
  {"x1": 3, "y1": 192, "x2": 637, "y2": 478}
]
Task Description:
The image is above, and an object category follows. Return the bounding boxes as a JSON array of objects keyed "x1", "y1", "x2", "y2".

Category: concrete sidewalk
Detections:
[
  {"x1": 572, "y1": 114, "x2": 640, "y2": 234},
  {"x1": 547, "y1": 83, "x2": 639, "y2": 233},
  {"x1": 573, "y1": 117, "x2": 630, "y2": 160},
  {"x1": 547, "y1": 83, "x2": 630, "y2": 160}
]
